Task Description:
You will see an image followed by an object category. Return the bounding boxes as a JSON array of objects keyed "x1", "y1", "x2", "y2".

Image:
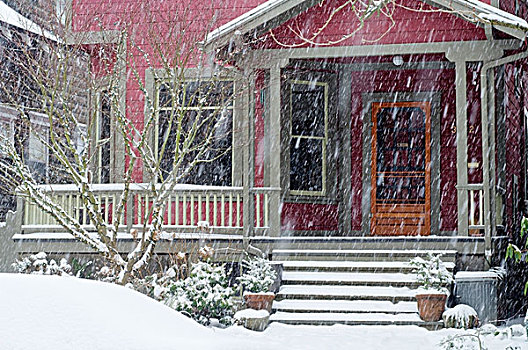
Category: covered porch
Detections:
[{"x1": 8, "y1": 39, "x2": 517, "y2": 258}]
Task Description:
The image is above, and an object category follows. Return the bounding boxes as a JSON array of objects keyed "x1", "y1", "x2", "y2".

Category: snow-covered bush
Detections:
[
  {"x1": 238, "y1": 257, "x2": 277, "y2": 293},
  {"x1": 12, "y1": 252, "x2": 72, "y2": 276},
  {"x1": 131, "y1": 262, "x2": 186, "y2": 300},
  {"x1": 164, "y1": 261, "x2": 235, "y2": 326},
  {"x1": 440, "y1": 333, "x2": 484, "y2": 350},
  {"x1": 443, "y1": 304, "x2": 479, "y2": 329},
  {"x1": 410, "y1": 253, "x2": 453, "y2": 293}
]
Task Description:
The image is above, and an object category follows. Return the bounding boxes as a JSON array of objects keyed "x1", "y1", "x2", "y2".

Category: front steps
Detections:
[{"x1": 270, "y1": 249, "x2": 456, "y2": 328}]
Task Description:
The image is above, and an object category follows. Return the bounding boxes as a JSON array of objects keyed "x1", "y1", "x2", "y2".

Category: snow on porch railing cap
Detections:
[
  {"x1": 26, "y1": 183, "x2": 280, "y2": 193},
  {"x1": 28, "y1": 183, "x2": 244, "y2": 193}
]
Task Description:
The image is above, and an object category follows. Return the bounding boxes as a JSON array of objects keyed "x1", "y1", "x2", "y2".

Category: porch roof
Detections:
[{"x1": 204, "y1": 0, "x2": 528, "y2": 51}]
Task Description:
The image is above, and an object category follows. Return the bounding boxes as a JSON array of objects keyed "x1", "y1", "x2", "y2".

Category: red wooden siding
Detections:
[
  {"x1": 502, "y1": 62, "x2": 525, "y2": 234},
  {"x1": 255, "y1": 0, "x2": 486, "y2": 49}
]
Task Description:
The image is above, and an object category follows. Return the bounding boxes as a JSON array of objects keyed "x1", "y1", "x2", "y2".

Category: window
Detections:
[
  {"x1": 95, "y1": 91, "x2": 111, "y2": 183},
  {"x1": 156, "y1": 80, "x2": 233, "y2": 186},
  {"x1": 289, "y1": 80, "x2": 328, "y2": 196}
]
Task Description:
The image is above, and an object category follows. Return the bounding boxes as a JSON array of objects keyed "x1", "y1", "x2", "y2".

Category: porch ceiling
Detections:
[{"x1": 203, "y1": 0, "x2": 528, "y2": 52}]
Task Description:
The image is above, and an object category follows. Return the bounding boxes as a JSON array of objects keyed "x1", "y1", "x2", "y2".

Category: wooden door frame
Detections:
[{"x1": 370, "y1": 101, "x2": 432, "y2": 236}]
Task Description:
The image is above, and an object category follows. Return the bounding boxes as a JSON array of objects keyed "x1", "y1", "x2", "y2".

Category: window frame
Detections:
[
  {"x1": 154, "y1": 77, "x2": 235, "y2": 186},
  {"x1": 92, "y1": 89, "x2": 113, "y2": 184},
  {"x1": 288, "y1": 79, "x2": 329, "y2": 197}
]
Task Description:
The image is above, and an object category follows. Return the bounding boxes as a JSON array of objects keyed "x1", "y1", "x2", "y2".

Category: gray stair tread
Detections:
[
  {"x1": 274, "y1": 249, "x2": 457, "y2": 255},
  {"x1": 270, "y1": 311, "x2": 424, "y2": 323},
  {"x1": 279, "y1": 261, "x2": 455, "y2": 269},
  {"x1": 278, "y1": 285, "x2": 418, "y2": 297},
  {"x1": 282, "y1": 271, "x2": 418, "y2": 283},
  {"x1": 273, "y1": 299, "x2": 418, "y2": 313}
]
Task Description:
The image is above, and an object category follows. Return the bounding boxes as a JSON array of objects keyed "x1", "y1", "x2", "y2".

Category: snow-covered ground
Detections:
[{"x1": 0, "y1": 274, "x2": 526, "y2": 350}]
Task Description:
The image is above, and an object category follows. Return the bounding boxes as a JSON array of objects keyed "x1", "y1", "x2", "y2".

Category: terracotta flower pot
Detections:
[
  {"x1": 416, "y1": 293, "x2": 447, "y2": 322},
  {"x1": 243, "y1": 293, "x2": 275, "y2": 312}
]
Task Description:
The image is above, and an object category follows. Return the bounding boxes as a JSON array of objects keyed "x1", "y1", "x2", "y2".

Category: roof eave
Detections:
[
  {"x1": 428, "y1": 0, "x2": 528, "y2": 40},
  {"x1": 205, "y1": 0, "x2": 528, "y2": 52},
  {"x1": 204, "y1": 0, "x2": 320, "y2": 52}
]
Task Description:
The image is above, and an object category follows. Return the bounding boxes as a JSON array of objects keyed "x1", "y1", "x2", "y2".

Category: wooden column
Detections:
[
  {"x1": 455, "y1": 60, "x2": 469, "y2": 236},
  {"x1": 338, "y1": 68, "x2": 353, "y2": 235},
  {"x1": 480, "y1": 65, "x2": 492, "y2": 256},
  {"x1": 241, "y1": 74, "x2": 255, "y2": 239},
  {"x1": 268, "y1": 64, "x2": 282, "y2": 237},
  {"x1": 488, "y1": 72, "x2": 497, "y2": 241}
]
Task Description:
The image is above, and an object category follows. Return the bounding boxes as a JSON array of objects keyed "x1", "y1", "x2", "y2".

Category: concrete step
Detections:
[
  {"x1": 269, "y1": 311, "x2": 443, "y2": 329},
  {"x1": 279, "y1": 260, "x2": 455, "y2": 273},
  {"x1": 276, "y1": 285, "x2": 418, "y2": 302},
  {"x1": 281, "y1": 271, "x2": 420, "y2": 287},
  {"x1": 272, "y1": 249, "x2": 457, "y2": 262},
  {"x1": 272, "y1": 299, "x2": 418, "y2": 314},
  {"x1": 269, "y1": 248, "x2": 454, "y2": 329},
  {"x1": 253, "y1": 236, "x2": 484, "y2": 254}
]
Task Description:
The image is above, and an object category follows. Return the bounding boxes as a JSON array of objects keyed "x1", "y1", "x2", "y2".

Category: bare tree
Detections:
[{"x1": 0, "y1": 0, "x2": 242, "y2": 284}]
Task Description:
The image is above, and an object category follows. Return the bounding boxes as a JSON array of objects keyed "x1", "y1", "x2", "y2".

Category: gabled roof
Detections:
[
  {"x1": 0, "y1": 0, "x2": 56, "y2": 40},
  {"x1": 204, "y1": 0, "x2": 528, "y2": 50}
]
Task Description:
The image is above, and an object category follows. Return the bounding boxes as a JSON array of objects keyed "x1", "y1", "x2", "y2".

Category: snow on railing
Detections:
[{"x1": 19, "y1": 184, "x2": 279, "y2": 235}]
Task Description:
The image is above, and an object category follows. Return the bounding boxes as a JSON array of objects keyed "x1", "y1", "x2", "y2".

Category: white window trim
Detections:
[
  {"x1": 289, "y1": 79, "x2": 328, "y2": 197},
  {"x1": 153, "y1": 76, "x2": 236, "y2": 185}
]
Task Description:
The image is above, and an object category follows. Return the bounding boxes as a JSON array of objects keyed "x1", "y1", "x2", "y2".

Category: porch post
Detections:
[
  {"x1": 268, "y1": 63, "x2": 284, "y2": 237},
  {"x1": 241, "y1": 73, "x2": 255, "y2": 239},
  {"x1": 480, "y1": 65, "x2": 493, "y2": 257},
  {"x1": 338, "y1": 68, "x2": 353, "y2": 235},
  {"x1": 454, "y1": 60, "x2": 469, "y2": 236}
]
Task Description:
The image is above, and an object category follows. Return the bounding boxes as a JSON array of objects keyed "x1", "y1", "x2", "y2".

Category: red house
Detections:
[
  {"x1": 7, "y1": 0, "x2": 528, "y2": 268},
  {"x1": 4, "y1": 0, "x2": 528, "y2": 326}
]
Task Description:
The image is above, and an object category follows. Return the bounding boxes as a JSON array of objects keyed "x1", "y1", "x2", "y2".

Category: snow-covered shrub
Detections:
[
  {"x1": 508, "y1": 324, "x2": 526, "y2": 338},
  {"x1": 164, "y1": 261, "x2": 235, "y2": 326},
  {"x1": 13, "y1": 252, "x2": 72, "y2": 276},
  {"x1": 443, "y1": 304, "x2": 479, "y2": 329},
  {"x1": 198, "y1": 245, "x2": 215, "y2": 261},
  {"x1": 440, "y1": 333, "x2": 485, "y2": 350},
  {"x1": 410, "y1": 253, "x2": 453, "y2": 293},
  {"x1": 479, "y1": 324, "x2": 498, "y2": 336},
  {"x1": 238, "y1": 257, "x2": 277, "y2": 293}
]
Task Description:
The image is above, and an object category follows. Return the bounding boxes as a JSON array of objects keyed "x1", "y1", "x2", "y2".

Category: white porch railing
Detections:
[{"x1": 19, "y1": 184, "x2": 280, "y2": 236}]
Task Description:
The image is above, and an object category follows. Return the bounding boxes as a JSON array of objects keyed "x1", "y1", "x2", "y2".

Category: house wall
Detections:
[
  {"x1": 499, "y1": 60, "x2": 527, "y2": 235},
  {"x1": 251, "y1": 57, "x2": 486, "y2": 234},
  {"x1": 73, "y1": 0, "x2": 267, "y2": 182},
  {"x1": 255, "y1": 0, "x2": 487, "y2": 49},
  {"x1": 72, "y1": 0, "x2": 528, "y2": 236}
]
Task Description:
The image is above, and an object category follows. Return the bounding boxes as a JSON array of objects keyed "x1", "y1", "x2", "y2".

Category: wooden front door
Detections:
[{"x1": 370, "y1": 102, "x2": 431, "y2": 236}]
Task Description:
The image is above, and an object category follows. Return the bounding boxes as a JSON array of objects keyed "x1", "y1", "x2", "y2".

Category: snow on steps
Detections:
[
  {"x1": 273, "y1": 299, "x2": 418, "y2": 314},
  {"x1": 269, "y1": 311, "x2": 442, "y2": 329},
  {"x1": 273, "y1": 249, "x2": 457, "y2": 262},
  {"x1": 281, "y1": 271, "x2": 419, "y2": 287},
  {"x1": 276, "y1": 285, "x2": 418, "y2": 302},
  {"x1": 270, "y1": 249, "x2": 455, "y2": 328},
  {"x1": 279, "y1": 260, "x2": 455, "y2": 273}
]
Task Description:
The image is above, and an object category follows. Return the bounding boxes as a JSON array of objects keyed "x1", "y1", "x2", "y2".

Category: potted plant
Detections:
[
  {"x1": 410, "y1": 253, "x2": 453, "y2": 322},
  {"x1": 238, "y1": 257, "x2": 278, "y2": 312}
]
